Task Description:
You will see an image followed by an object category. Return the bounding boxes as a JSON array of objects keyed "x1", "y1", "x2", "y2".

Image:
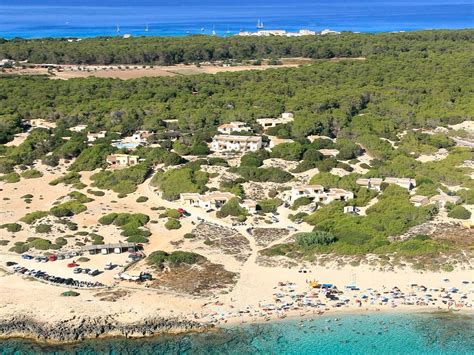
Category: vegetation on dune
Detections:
[
  {"x1": 151, "y1": 167, "x2": 208, "y2": 201},
  {"x1": 164, "y1": 218, "x2": 182, "y2": 230},
  {"x1": 99, "y1": 212, "x2": 151, "y2": 243},
  {"x1": 0, "y1": 223, "x2": 22, "y2": 233},
  {"x1": 447, "y1": 205, "x2": 471, "y2": 220},
  {"x1": 91, "y1": 162, "x2": 151, "y2": 195},
  {"x1": 147, "y1": 250, "x2": 203, "y2": 269},
  {"x1": 19, "y1": 210, "x2": 49, "y2": 224}
]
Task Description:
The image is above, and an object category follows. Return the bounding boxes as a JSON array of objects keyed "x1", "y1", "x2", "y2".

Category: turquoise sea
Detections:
[
  {"x1": 1, "y1": 313, "x2": 474, "y2": 354},
  {"x1": 0, "y1": 0, "x2": 473, "y2": 39}
]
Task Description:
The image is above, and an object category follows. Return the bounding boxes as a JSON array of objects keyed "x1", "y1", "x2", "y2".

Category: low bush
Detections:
[
  {"x1": 165, "y1": 218, "x2": 181, "y2": 230},
  {"x1": 0, "y1": 223, "x2": 22, "y2": 233},
  {"x1": 447, "y1": 205, "x2": 471, "y2": 220},
  {"x1": 20, "y1": 169, "x2": 43, "y2": 179},
  {"x1": 35, "y1": 224, "x2": 52, "y2": 233},
  {"x1": 20, "y1": 210, "x2": 49, "y2": 224}
]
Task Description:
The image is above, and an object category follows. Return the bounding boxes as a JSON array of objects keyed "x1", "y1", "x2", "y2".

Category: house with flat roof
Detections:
[
  {"x1": 268, "y1": 137, "x2": 294, "y2": 150},
  {"x1": 288, "y1": 185, "x2": 354, "y2": 204},
  {"x1": 384, "y1": 177, "x2": 416, "y2": 190},
  {"x1": 356, "y1": 178, "x2": 383, "y2": 191},
  {"x1": 289, "y1": 185, "x2": 324, "y2": 202},
  {"x1": 106, "y1": 154, "x2": 139, "y2": 168},
  {"x1": 211, "y1": 135, "x2": 262, "y2": 152},
  {"x1": 256, "y1": 112, "x2": 294, "y2": 129},
  {"x1": 29, "y1": 119, "x2": 56, "y2": 130},
  {"x1": 410, "y1": 195, "x2": 430, "y2": 207},
  {"x1": 87, "y1": 131, "x2": 107, "y2": 142},
  {"x1": 180, "y1": 191, "x2": 235, "y2": 210},
  {"x1": 69, "y1": 124, "x2": 87, "y2": 132},
  {"x1": 130, "y1": 130, "x2": 153, "y2": 143},
  {"x1": 217, "y1": 121, "x2": 251, "y2": 134},
  {"x1": 240, "y1": 200, "x2": 258, "y2": 214},
  {"x1": 429, "y1": 195, "x2": 461, "y2": 207},
  {"x1": 318, "y1": 149, "x2": 339, "y2": 157}
]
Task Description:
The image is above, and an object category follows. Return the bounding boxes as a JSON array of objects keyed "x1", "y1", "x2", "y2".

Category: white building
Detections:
[
  {"x1": 429, "y1": 195, "x2": 461, "y2": 207},
  {"x1": 268, "y1": 136, "x2": 294, "y2": 150},
  {"x1": 384, "y1": 177, "x2": 416, "y2": 190},
  {"x1": 240, "y1": 200, "x2": 258, "y2": 214},
  {"x1": 410, "y1": 195, "x2": 429, "y2": 207},
  {"x1": 106, "y1": 154, "x2": 139, "y2": 168},
  {"x1": 238, "y1": 29, "x2": 315, "y2": 37},
  {"x1": 129, "y1": 130, "x2": 153, "y2": 143},
  {"x1": 217, "y1": 121, "x2": 251, "y2": 134},
  {"x1": 356, "y1": 178, "x2": 383, "y2": 191},
  {"x1": 180, "y1": 192, "x2": 235, "y2": 210},
  {"x1": 289, "y1": 185, "x2": 324, "y2": 202},
  {"x1": 29, "y1": 119, "x2": 56, "y2": 130},
  {"x1": 257, "y1": 112, "x2": 294, "y2": 129},
  {"x1": 288, "y1": 185, "x2": 354, "y2": 204},
  {"x1": 211, "y1": 135, "x2": 262, "y2": 152},
  {"x1": 69, "y1": 124, "x2": 87, "y2": 132},
  {"x1": 320, "y1": 29, "x2": 341, "y2": 35},
  {"x1": 318, "y1": 149, "x2": 339, "y2": 157},
  {"x1": 87, "y1": 131, "x2": 107, "y2": 142}
]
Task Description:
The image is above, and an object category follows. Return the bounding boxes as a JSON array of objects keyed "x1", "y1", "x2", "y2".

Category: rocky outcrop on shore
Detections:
[{"x1": 0, "y1": 315, "x2": 212, "y2": 343}]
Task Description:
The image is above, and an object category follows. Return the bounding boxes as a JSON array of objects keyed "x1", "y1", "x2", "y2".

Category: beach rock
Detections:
[{"x1": 0, "y1": 314, "x2": 212, "y2": 343}]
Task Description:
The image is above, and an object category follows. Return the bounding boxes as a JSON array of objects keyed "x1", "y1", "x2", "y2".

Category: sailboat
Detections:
[
  {"x1": 257, "y1": 19, "x2": 264, "y2": 29},
  {"x1": 116, "y1": 24, "x2": 120, "y2": 33},
  {"x1": 145, "y1": 23, "x2": 149, "y2": 32},
  {"x1": 212, "y1": 27, "x2": 216, "y2": 36}
]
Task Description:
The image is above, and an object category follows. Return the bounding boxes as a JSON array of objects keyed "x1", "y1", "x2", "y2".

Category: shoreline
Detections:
[{"x1": 1, "y1": 307, "x2": 472, "y2": 346}]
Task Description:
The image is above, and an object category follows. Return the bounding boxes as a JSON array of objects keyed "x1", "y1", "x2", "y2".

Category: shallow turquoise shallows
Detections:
[{"x1": 1, "y1": 312, "x2": 474, "y2": 354}]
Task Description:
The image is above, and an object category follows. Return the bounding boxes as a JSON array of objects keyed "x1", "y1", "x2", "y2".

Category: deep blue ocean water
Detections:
[
  {"x1": 1, "y1": 313, "x2": 474, "y2": 354},
  {"x1": 0, "y1": 0, "x2": 473, "y2": 38}
]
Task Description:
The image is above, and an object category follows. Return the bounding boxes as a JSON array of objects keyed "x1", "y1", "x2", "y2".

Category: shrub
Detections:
[
  {"x1": 136, "y1": 196, "x2": 149, "y2": 203},
  {"x1": 216, "y1": 198, "x2": 247, "y2": 218},
  {"x1": 291, "y1": 197, "x2": 312, "y2": 210},
  {"x1": 184, "y1": 233, "x2": 195, "y2": 239},
  {"x1": 0, "y1": 223, "x2": 22, "y2": 233},
  {"x1": 20, "y1": 169, "x2": 43, "y2": 179},
  {"x1": 50, "y1": 200, "x2": 87, "y2": 217},
  {"x1": 447, "y1": 206, "x2": 471, "y2": 220},
  {"x1": 98, "y1": 213, "x2": 118, "y2": 225},
  {"x1": 240, "y1": 152, "x2": 264, "y2": 167},
  {"x1": 49, "y1": 172, "x2": 82, "y2": 186},
  {"x1": 87, "y1": 189, "x2": 106, "y2": 197},
  {"x1": 165, "y1": 218, "x2": 181, "y2": 230},
  {"x1": 296, "y1": 231, "x2": 337, "y2": 248},
  {"x1": 147, "y1": 250, "x2": 202, "y2": 269},
  {"x1": 55, "y1": 237, "x2": 68, "y2": 246},
  {"x1": 20, "y1": 210, "x2": 49, "y2": 224},
  {"x1": 29, "y1": 238, "x2": 52, "y2": 250},
  {"x1": 258, "y1": 199, "x2": 283, "y2": 213},
  {"x1": 35, "y1": 224, "x2": 52, "y2": 233},
  {"x1": 1, "y1": 172, "x2": 20, "y2": 183}
]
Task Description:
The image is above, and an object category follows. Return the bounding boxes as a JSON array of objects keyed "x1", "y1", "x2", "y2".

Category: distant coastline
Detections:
[{"x1": 1, "y1": 1, "x2": 472, "y2": 39}]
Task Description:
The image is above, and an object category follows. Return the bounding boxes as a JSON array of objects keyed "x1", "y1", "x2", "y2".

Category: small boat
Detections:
[
  {"x1": 200, "y1": 27, "x2": 205, "y2": 31},
  {"x1": 257, "y1": 19, "x2": 264, "y2": 29},
  {"x1": 212, "y1": 26, "x2": 216, "y2": 36},
  {"x1": 145, "y1": 23, "x2": 149, "y2": 32}
]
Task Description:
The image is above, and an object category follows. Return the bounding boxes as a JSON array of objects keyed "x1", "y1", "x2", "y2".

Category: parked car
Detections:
[
  {"x1": 67, "y1": 263, "x2": 79, "y2": 268},
  {"x1": 21, "y1": 254, "x2": 33, "y2": 260},
  {"x1": 73, "y1": 268, "x2": 82, "y2": 274}
]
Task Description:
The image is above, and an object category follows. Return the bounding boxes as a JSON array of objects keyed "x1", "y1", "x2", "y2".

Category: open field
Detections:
[{"x1": 0, "y1": 57, "x2": 366, "y2": 80}]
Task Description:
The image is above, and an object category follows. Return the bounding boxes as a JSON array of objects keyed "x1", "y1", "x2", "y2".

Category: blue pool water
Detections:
[
  {"x1": 0, "y1": 0, "x2": 473, "y2": 39},
  {"x1": 1, "y1": 312, "x2": 473, "y2": 354}
]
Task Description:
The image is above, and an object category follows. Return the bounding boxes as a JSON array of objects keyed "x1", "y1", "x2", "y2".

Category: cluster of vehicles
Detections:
[
  {"x1": 7, "y1": 263, "x2": 106, "y2": 289},
  {"x1": 21, "y1": 251, "x2": 81, "y2": 263},
  {"x1": 73, "y1": 267, "x2": 100, "y2": 276}
]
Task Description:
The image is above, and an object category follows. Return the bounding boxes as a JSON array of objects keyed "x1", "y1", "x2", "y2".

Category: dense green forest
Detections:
[{"x1": 0, "y1": 30, "x2": 473, "y2": 65}]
